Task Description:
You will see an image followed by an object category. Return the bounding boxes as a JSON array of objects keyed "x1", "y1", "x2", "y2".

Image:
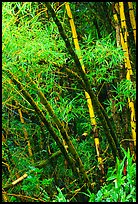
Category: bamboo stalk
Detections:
[
  {"x1": 5, "y1": 69, "x2": 92, "y2": 191},
  {"x1": 119, "y1": 2, "x2": 136, "y2": 146},
  {"x1": 3, "y1": 150, "x2": 62, "y2": 191},
  {"x1": 65, "y1": 2, "x2": 104, "y2": 175},
  {"x1": 45, "y1": 2, "x2": 123, "y2": 160},
  {"x1": 24, "y1": 72, "x2": 92, "y2": 190}
]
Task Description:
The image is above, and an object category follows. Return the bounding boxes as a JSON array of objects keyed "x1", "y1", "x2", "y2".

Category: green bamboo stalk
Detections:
[
  {"x1": 45, "y1": 2, "x2": 123, "y2": 160},
  {"x1": 5, "y1": 69, "x2": 92, "y2": 190}
]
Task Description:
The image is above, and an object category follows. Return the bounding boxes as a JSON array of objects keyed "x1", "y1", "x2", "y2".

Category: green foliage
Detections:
[
  {"x1": 21, "y1": 168, "x2": 53, "y2": 201},
  {"x1": 112, "y1": 79, "x2": 136, "y2": 110},
  {"x1": 81, "y1": 34, "x2": 135, "y2": 116},
  {"x1": 82, "y1": 35, "x2": 124, "y2": 85},
  {"x1": 82, "y1": 148, "x2": 136, "y2": 202},
  {"x1": 104, "y1": 79, "x2": 136, "y2": 113},
  {"x1": 75, "y1": 138, "x2": 96, "y2": 170},
  {"x1": 53, "y1": 187, "x2": 69, "y2": 202},
  {"x1": 2, "y1": 2, "x2": 68, "y2": 108},
  {"x1": 2, "y1": 2, "x2": 136, "y2": 202}
]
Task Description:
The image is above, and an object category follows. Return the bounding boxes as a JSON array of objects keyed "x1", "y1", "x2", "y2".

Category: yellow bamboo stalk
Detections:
[
  {"x1": 65, "y1": 2, "x2": 104, "y2": 173},
  {"x1": 119, "y1": 2, "x2": 136, "y2": 146},
  {"x1": 120, "y1": 32, "x2": 132, "y2": 80},
  {"x1": 119, "y1": 2, "x2": 132, "y2": 76},
  {"x1": 128, "y1": 2, "x2": 136, "y2": 45}
]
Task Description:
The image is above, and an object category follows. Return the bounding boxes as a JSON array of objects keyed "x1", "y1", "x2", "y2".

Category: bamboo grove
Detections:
[{"x1": 2, "y1": 2, "x2": 136, "y2": 202}]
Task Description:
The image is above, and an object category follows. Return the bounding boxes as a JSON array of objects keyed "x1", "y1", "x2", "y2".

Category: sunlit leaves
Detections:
[
  {"x1": 112, "y1": 79, "x2": 136, "y2": 101},
  {"x1": 82, "y1": 35, "x2": 124, "y2": 85}
]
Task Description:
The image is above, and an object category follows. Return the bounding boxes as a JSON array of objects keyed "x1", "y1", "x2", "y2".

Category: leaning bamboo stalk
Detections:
[
  {"x1": 22, "y1": 70, "x2": 92, "y2": 190},
  {"x1": 5, "y1": 69, "x2": 92, "y2": 191},
  {"x1": 65, "y1": 2, "x2": 104, "y2": 175},
  {"x1": 119, "y1": 2, "x2": 136, "y2": 146},
  {"x1": 18, "y1": 67, "x2": 91, "y2": 182},
  {"x1": 113, "y1": 3, "x2": 136, "y2": 149},
  {"x1": 5, "y1": 71, "x2": 77, "y2": 172},
  {"x1": 45, "y1": 2, "x2": 123, "y2": 161},
  {"x1": 3, "y1": 150, "x2": 62, "y2": 191}
]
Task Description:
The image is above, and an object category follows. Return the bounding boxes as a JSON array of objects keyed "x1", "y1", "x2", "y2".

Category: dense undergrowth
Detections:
[{"x1": 2, "y1": 2, "x2": 136, "y2": 202}]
